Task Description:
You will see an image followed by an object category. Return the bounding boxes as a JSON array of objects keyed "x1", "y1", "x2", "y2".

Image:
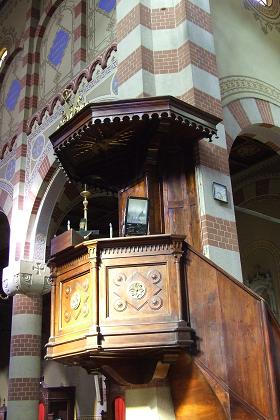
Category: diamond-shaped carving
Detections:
[{"x1": 113, "y1": 271, "x2": 162, "y2": 311}]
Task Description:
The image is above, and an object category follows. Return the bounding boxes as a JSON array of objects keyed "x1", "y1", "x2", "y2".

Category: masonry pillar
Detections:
[
  {"x1": 116, "y1": 0, "x2": 242, "y2": 280},
  {"x1": 2, "y1": 260, "x2": 50, "y2": 420}
]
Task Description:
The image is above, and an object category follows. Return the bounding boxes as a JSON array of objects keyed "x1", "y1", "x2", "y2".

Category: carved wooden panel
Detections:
[
  {"x1": 60, "y1": 273, "x2": 91, "y2": 331},
  {"x1": 105, "y1": 263, "x2": 168, "y2": 320},
  {"x1": 47, "y1": 235, "x2": 193, "y2": 363}
]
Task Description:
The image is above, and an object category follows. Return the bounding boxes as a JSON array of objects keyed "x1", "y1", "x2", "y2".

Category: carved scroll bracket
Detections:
[{"x1": 2, "y1": 260, "x2": 51, "y2": 296}]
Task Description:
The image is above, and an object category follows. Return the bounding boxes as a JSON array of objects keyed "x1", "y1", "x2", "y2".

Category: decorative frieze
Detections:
[{"x1": 220, "y1": 76, "x2": 280, "y2": 107}]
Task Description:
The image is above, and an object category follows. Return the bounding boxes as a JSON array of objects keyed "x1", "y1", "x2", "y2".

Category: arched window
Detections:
[{"x1": 0, "y1": 48, "x2": 7, "y2": 68}]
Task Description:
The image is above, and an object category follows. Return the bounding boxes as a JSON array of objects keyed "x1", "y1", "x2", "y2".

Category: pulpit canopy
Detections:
[{"x1": 49, "y1": 96, "x2": 221, "y2": 189}]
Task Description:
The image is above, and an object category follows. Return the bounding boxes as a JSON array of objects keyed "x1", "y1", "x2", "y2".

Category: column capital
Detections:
[{"x1": 2, "y1": 260, "x2": 51, "y2": 296}]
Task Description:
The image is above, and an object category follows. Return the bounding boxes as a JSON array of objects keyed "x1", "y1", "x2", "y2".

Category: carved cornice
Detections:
[
  {"x1": 243, "y1": 0, "x2": 280, "y2": 33},
  {"x1": 220, "y1": 76, "x2": 280, "y2": 107},
  {"x1": 86, "y1": 234, "x2": 186, "y2": 260}
]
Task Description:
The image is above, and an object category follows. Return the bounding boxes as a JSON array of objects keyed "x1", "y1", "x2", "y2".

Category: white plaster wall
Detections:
[
  {"x1": 126, "y1": 386, "x2": 175, "y2": 420},
  {"x1": 43, "y1": 361, "x2": 96, "y2": 417},
  {"x1": 210, "y1": 0, "x2": 280, "y2": 90}
]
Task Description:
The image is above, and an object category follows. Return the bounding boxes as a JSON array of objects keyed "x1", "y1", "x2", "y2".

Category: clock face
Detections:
[{"x1": 213, "y1": 182, "x2": 228, "y2": 203}]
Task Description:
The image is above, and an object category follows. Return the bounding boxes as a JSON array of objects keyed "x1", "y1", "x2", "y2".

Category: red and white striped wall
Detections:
[
  {"x1": 195, "y1": 124, "x2": 243, "y2": 280},
  {"x1": 8, "y1": 294, "x2": 42, "y2": 420},
  {"x1": 116, "y1": 0, "x2": 222, "y2": 118},
  {"x1": 223, "y1": 98, "x2": 280, "y2": 152},
  {"x1": 196, "y1": 98, "x2": 280, "y2": 280}
]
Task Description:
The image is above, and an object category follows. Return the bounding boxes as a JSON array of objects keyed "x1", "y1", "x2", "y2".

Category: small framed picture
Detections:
[
  {"x1": 125, "y1": 197, "x2": 149, "y2": 236},
  {"x1": 212, "y1": 182, "x2": 228, "y2": 203}
]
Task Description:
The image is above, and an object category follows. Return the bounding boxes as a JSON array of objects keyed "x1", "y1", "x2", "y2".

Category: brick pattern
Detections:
[
  {"x1": 24, "y1": 241, "x2": 31, "y2": 258},
  {"x1": 10, "y1": 335, "x2": 41, "y2": 356},
  {"x1": 117, "y1": 1, "x2": 212, "y2": 44},
  {"x1": 73, "y1": 0, "x2": 87, "y2": 69},
  {"x1": 228, "y1": 100, "x2": 251, "y2": 129},
  {"x1": 195, "y1": 140, "x2": 229, "y2": 174},
  {"x1": 187, "y1": 41, "x2": 217, "y2": 76},
  {"x1": 74, "y1": 0, "x2": 86, "y2": 18},
  {"x1": 117, "y1": 5, "x2": 140, "y2": 42},
  {"x1": 12, "y1": 169, "x2": 26, "y2": 185},
  {"x1": 201, "y1": 215, "x2": 239, "y2": 252},
  {"x1": 117, "y1": 47, "x2": 142, "y2": 85},
  {"x1": 38, "y1": 155, "x2": 51, "y2": 179},
  {"x1": 256, "y1": 99, "x2": 274, "y2": 126},
  {"x1": 8, "y1": 378, "x2": 40, "y2": 401},
  {"x1": 13, "y1": 294, "x2": 42, "y2": 315},
  {"x1": 225, "y1": 98, "x2": 279, "y2": 153},
  {"x1": 117, "y1": 0, "x2": 221, "y2": 118},
  {"x1": 185, "y1": 0, "x2": 212, "y2": 33},
  {"x1": 180, "y1": 88, "x2": 223, "y2": 119}
]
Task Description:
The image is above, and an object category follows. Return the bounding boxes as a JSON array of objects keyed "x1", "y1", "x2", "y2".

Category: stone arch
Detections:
[
  {"x1": 27, "y1": 167, "x2": 118, "y2": 263},
  {"x1": 223, "y1": 97, "x2": 280, "y2": 153},
  {"x1": 47, "y1": 184, "x2": 118, "y2": 243},
  {"x1": 24, "y1": 164, "x2": 66, "y2": 261},
  {"x1": 0, "y1": 183, "x2": 13, "y2": 224}
]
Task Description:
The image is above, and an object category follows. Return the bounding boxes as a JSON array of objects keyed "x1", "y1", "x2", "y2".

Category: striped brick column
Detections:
[
  {"x1": 117, "y1": 0, "x2": 241, "y2": 278},
  {"x1": 19, "y1": 4, "x2": 40, "y2": 121},
  {"x1": 8, "y1": 3, "x2": 41, "y2": 263},
  {"x1": 7, "y1": 294, "x2": 42, "y2": 420},
  {"x1": 195, "y1": 124, "x2": 243, "y2": 280},
  {"x1": 116, "y1": 0, "x2": 222, "y2": 118},
  {"x1": 73, "y1": 0, "x2": 87, "y2": 74}
]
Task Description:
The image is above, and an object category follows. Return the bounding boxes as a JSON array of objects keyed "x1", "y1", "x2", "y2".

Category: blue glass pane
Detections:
[
  {"x1": 48, "y1": 29, "x2": 70, "y2": 66},
  {"x1": 98, "y1": 0, "x2": 116, "y2": 13},
  {"x1": 5, "y1": 79, "x2": 21, "y2": 111}
]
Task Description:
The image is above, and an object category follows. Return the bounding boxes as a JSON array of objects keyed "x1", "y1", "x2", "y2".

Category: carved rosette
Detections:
[
  {"x1": 112, "y1": 269, "x2": 163, "y2": 313},
  {"x1": 63, "y1": 277, "x2": 90, "y2": 324},
  {"x1": 2, "y1": 260, "x2": 51, "y2": 296}
]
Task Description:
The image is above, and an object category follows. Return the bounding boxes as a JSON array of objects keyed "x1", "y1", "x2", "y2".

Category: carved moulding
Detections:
[
  {"x1": 243, "y1": 0, "x2": 280, "y2": 33},
  {"x1": 220, "y1": 76, "x2": 280, "y2": 107},
  {"x1": 2, "y1": 260, "x2": 51, "y2": 295}
]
